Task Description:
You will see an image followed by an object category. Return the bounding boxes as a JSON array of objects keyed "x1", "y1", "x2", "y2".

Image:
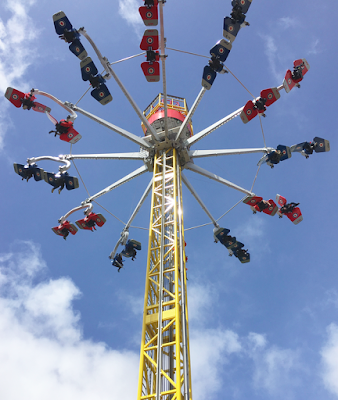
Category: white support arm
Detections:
[
  {"x1": 82, "y1": 165, "x2": 148, "y2": 203},
  {"x1": 78, "y1": 29, "x2": 110, "y2": 79},
  {"x1": 105, "y1": 63, "x2": 161, "y2": 143},
  {"x1": 109, "y1": 178, "x2": 153, "y2": 260},
  {"x1": 32, "y1": 89, "x2": 77, "y2": 121},
  {"x1": 109, "y1": 238, "x2": 123, "y2": 260},
  {"x1": 187, "y1": 85, "x2": 284, "y2": 147},
  {"x1": 257, "y1": 154, "x2": 269, "y2": 166},
  {"x1": 59, "y1": 203, "x2": 93, "y2": 224},
  {"x1": 124, "y1": 178, "x2": 152, "y2": 231},
  {"x1": 64, "y1": 103, "x2": 151, "y2": 150},
  {"x1": 189, "y1": 148, "x2": 273, "y2": 158},
  {"x1": 27, "y1": 155, "x2": 71, "y2": 173},
  {"x1": 67, "y1": 152, "x2": 145, "y2": 161},
  {"x1": 79, "y1": 29, "x2": 161, "y2": 143},
  {"x1": 175, "y1": 87, "x2": 206, "y2": 142},
  {"x1": 182, "y1": 173, "x2": 219, "y2": 228},
  {"x1": 186, "y1": 106, "x2": 244, "y2": 147},
  {"x1": 185, "y1": 162, "x2": 254, "y2": 196}
]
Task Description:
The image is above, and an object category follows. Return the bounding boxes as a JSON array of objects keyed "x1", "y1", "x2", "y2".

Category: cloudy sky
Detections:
[{"x1": 1, "y1": 0, "x2": 338, "y2": 399}]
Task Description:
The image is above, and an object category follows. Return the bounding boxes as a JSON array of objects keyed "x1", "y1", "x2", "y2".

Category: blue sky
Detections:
[{"x1": 1, "y1": 0, "x2": 338, "y2": 399}]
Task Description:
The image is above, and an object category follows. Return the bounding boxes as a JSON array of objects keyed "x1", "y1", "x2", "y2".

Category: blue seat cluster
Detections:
[
  {"x1": 214, "y1": 227, "x2": 250, "y2": 263},
  {"x1": 258, "y1": 137, "x2": 330, "y2": 168},
  {"x1": 53, "y1": 11, "x2": 112, "y2": 105},
  {"x1": 14, "y1": 163, "x2": 79, "y2": 194},
  {"x1": 112, "y1": 240, "x2": 142, "y2": 272},
  {"x1": 223, "y1": 0, "x2": 252, "y2": 43},
  {"x1": 53, "y1": 11, "x2": 88, "y2": 60},
  {"x1": 202, "y1": 0, "x2": 253, "y2": 90}
]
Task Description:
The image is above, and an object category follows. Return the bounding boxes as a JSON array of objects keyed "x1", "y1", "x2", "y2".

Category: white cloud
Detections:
[
  {"x1": 187, "y1": 281, "x2": 242, "y2": 400},
  {"x1": 259, "y1": 16, "x2": 301, "y2": 83},
  {"x1": 248, "y1": 331, "x2": 267, "y2": 350},
  {"x1": 253, "y1": 347, "x2": 299, "y2": 395},
  {"x1": 321, "y1": 323, "x2": 338, "y2": 396},
  {"x1": 190, "y1": 325, "x2": 303, "y2": 400},
  {"x1": 0, "y1": 241, "x2": 139, "y2": 400},
  {"x1": 260, "y1": 35, "x2": 283, "y2": 83},
  {"x1": 190, "y1": 328, "x2": 242, "y2": 400},
  {"x1": 0, "y1": 0, "x2": 40, "y2": 150},
  {"x1": 118, "y1": 0, "x2": 143, "y2": 37},
  {"x1": 6, "y1": 250, "x2": 303, "y2": 400},
  {"x1": 188, "y1": 282, "x2": 216, "y2": 324},
  {"x1": 278, "y1": 17, "x2": 298, "y2": 29},
  {"x1": 23, "y1": 278, "x2": 82, "y2": 343},
  {"x1": 188, "y1": 281, "x2": 303, "y2": 399},
  {"x1": 246, "y1": 333, "x2": 301, "y2": 398},
  {"x1": 118, "y1": 291, "x2": 144, "y2": 316},
  {"x1": 233, "y1": 216, "x2": 271, "y2": 259},
  {"x1": 308, "y1": 39, "x2": 320, "y2": 55},
  {"x1": 322, "y1": 289, "x2": 338, "y2": 309}
]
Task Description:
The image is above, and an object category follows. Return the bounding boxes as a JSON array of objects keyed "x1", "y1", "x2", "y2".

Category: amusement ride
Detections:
[{"x1": 5, "y1": 1, "x2": 330, "y2": 399}]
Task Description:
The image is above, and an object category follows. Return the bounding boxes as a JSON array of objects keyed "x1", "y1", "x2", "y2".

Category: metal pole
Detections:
[
  {"x1": 80, "y1": 29, "x2": 161, "y2": 142},
  {"x1": 182, "y1": 173, "x2": 219, "y2": 228},
  {"x1": 83, "y1": 165, "x2": 148, "y2": 203},
  {"x1": 159, "y1": 1, "x2": 169, "y2": 138},
  {"x1": 175, "y1": 87, "x2": 206, "y2": 142},
  {"x1": 155, "y1": 150, "x2": 166, "y2": 400},
  {"x1": 177, "y1": 162, "x2": 190, "y2": 400},
  {"x1": 186, "y1": 106, "x2": 244, "y2": 147},
  {"x1": 65, "y1": 103, "x2": 152, "y2": 149}
]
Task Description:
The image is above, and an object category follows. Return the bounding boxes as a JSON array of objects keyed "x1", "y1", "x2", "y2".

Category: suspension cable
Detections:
[
  {"x1": 167, "y1": 47, "x2": 255, "y2": 99},
  {"x1": 92, "y1": 200, "x2": 126, "y2": 225},
  {"x1": 75, "y1": 87, "x2": 91, "y2": 106},
  {"x1": 224, "y1": 64, "x2": 256, "y2": 99},
  {"x1": 73, "y1": 53, "x2": 145, "y2": 106},
  {"x1": 130, "y1": 225, "x2": 149, "y2": 231},
  {"x1": 166, "y1": 47, "x2": 209, "y2": 59},
  {"x1": 258, "y1": 114, "x2": 267, "y2": 148},
  {"x1": 250, "y1": 165, "x2": 261, "y2": 192},
  {"x1": 184, "y1": 221, "x2": 214, "y2": 231},
  {"x1": 72, "y1": 159, "x2": 91, "y2": 197},
  {"x1": 72, "y1": 159, "x2": 127, "y2": 225},
  {"x1": 216, "y1": 196, "x2": 247, "y2": 222},
  {"x1": 184, "y1": 194, "x2": 248, "y2": 231}
]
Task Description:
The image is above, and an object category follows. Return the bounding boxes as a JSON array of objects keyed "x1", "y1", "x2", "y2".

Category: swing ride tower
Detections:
[
  {"x1": 137, "y1": 95, "x2": 193, "y2": 400},
  {"x1": 5, "y1": 1, "x2": 325, "y2": 400}
]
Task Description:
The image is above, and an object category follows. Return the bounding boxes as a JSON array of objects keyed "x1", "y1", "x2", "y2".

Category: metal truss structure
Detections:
[
  {"x1": 6, "y1": 1, "x2": 318, "y2": 400},
  {"x1": 138, "y1": 149, "x2": 191, "y2": 400}
]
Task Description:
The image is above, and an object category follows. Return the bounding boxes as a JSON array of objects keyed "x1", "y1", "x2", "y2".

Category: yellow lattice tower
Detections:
[{"x1": 137, "y1": 98, "x2": 192, "y2": 400}]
